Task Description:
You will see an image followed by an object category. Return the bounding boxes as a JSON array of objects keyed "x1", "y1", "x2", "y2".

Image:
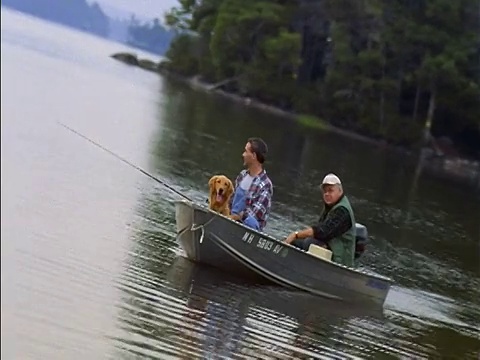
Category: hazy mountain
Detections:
[
  {"x1": 1, "y1": 0, "x2": 175, "y2": 55},
  {"x1": 126, "y1": 17, "x2": 175, "y2": 55},
  {"x1": 95, "y1": 2, "x2": 149, "y2": 23},
  {"x1": 90, "y1": 0, "x2": 175, "y2": 23},
  {"x1": 2, "y1": 0, "x2": 109, "y2": 37}
]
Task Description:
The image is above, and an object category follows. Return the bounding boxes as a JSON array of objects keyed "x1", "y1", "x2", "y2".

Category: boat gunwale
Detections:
[{"x1": 173, "y1": 199, "x2": 394, "y2": 284}]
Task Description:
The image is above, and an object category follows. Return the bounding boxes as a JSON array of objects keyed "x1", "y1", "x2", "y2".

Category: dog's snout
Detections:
[{"x1": 218, "y1": 188, "x2": 224, "y2": 195}]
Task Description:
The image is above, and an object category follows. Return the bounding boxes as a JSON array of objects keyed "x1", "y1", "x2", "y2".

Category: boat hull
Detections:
[{"x1": 174, "y1": 199, "x2": 393, "y2": 305}]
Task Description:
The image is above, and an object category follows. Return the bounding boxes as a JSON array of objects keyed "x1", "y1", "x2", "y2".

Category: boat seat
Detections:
[
  {"x1": 308, "y1": 223, "x2": 368, "y2": 261},
  {"x1": 307, "y1": 244, "x2": 332, "y2": 262}
]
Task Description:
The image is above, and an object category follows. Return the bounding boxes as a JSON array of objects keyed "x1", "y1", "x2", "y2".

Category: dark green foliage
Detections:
[{"x1": 164, "y1": 0, "x2": 480, "y2": 155}]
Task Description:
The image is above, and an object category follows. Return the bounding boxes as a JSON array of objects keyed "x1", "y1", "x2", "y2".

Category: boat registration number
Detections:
[{"x1": 241, "y1": 232, "x2": 283, "y2": 255}]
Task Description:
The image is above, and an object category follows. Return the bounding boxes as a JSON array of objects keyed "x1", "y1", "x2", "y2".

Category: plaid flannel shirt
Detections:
[{"x1": 234, "y1": 169, "x2": 273, "y2": 231}]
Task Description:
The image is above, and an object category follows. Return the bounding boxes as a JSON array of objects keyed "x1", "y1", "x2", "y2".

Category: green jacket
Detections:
[{"x1": 319, "y1": 195, "x2": 356, "y2": 267}]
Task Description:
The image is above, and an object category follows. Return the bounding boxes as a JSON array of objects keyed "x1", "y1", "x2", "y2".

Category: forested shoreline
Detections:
[{"x1": 162, "y1": 0, "x2": 480, "y2": 159}]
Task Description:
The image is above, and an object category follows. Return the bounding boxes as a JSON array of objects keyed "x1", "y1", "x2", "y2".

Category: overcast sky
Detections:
[{"x1": 94, "y1": 0, "x2": 179, "y2": 21}]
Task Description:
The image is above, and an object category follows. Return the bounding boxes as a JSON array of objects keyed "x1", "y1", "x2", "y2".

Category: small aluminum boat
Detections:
[{"x1": 174, "y1": 199, "x2": 393, "y2": 306}]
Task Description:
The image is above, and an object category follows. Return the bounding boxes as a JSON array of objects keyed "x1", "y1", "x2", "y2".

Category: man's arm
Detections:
[
  {"x1": 244, "y1": 185, "x2": 272, "y2": 222},
  {"x1": 284, "y1": 207, "x2": 352, "y2": 245},
  {"x1": 311, "y1": 206, "x2": 352, "y2": 242}
]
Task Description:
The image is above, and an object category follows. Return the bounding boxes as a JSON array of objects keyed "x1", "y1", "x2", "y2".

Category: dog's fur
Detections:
[{"x1": 208, "y1": 175, "x2": 234, "y2": 216}]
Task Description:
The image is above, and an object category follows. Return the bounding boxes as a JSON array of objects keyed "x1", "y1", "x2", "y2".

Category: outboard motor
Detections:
[{"x1": 354, "y1": 223, "x2": 368, "y2": 259}]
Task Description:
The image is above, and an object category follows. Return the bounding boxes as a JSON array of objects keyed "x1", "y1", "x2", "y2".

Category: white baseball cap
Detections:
[{"x1": 321, "y1": 173, "x2": 342, "y2": 186}]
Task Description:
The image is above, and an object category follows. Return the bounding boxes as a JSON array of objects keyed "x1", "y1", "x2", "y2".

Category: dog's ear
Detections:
[
  {"x1": 226, "y1": 179, "x2": 234, "y2": 198},
  {"x1": 208, "y1": 175, "x2": 218, "y2": 191}
]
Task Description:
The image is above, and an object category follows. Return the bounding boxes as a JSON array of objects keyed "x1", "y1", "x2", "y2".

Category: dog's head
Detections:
[{"x1": 208, "y1": 175, "x2": 234, "y2": 204}]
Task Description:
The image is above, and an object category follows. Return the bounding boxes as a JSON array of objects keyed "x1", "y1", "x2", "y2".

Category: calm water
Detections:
[{"x1": 1, "y1": 7, "x2": 479, "y2": 360}]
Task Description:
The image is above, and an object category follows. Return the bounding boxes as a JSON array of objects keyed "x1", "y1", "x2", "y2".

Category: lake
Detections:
[{"x1": 1, "y1": 7, "x2": 479, "y2": 360}]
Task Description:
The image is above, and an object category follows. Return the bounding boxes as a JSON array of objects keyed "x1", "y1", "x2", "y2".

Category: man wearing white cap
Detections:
[{"x1": 284, "y1": 173, "x2": 357, "y2": 267}]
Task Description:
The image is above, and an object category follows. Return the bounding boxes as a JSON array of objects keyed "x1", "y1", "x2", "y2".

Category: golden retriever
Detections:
[{"x1": 208, "y1": 175, "x2": 234, "y2": 216}]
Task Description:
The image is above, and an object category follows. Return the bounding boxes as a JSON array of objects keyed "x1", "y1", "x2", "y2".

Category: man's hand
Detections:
[
  {"x1": 284, "y1": 232, "x2": 297, "y2": 244},
  {"x1": 229, "y1": 212, "x2": 243, "y2": 221}
]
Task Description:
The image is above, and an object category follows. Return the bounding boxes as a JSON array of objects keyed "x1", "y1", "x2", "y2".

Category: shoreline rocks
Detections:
[{"x1": 110, "y1": 52, "x2": 159, "y2": 72}]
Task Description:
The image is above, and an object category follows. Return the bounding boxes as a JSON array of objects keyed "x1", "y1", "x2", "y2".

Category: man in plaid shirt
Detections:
[{"x1": 230, "y1": 137, "x2": 273, "y2": 231}]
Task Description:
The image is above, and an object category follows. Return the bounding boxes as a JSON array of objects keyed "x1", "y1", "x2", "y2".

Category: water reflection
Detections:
[
  {"x1": 138, "y1": 76, "x2": 480, "y2": 357},
  {"x1": 110, "y1": 157, "x2": 479, "y2": 359},
  {"x1": 155, "y1": 81, "x2": 309, "y2": 186},
  {"x1": 165, "y1": 257, "x2": 387, "y2": 359},
  {"x1": 115, "y1": 231, "x2": 388, "y2": 360}
]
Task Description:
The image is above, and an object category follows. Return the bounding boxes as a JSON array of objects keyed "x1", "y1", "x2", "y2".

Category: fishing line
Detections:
[{"x1": 58, "y1": 122, "x2": 193, "y2": 202}]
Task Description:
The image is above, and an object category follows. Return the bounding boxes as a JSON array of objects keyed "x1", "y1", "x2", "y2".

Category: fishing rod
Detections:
[{"x1": 58, "y1": 122, "x2": 193, "y2": 202}]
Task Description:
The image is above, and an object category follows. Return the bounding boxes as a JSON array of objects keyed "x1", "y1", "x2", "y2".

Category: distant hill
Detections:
[
  {"x1": 126, "y1": 17, "x2": 175, "y2": 55},
  {"x1": 96, "y1": 2, "x2": 150, "y2": 23},
  {"x1": 1, "y1": 0, "x2": 174, "y2": 55},
  {"x1": 2, "y1": 0, "x2": 109, "y2": 37}
]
